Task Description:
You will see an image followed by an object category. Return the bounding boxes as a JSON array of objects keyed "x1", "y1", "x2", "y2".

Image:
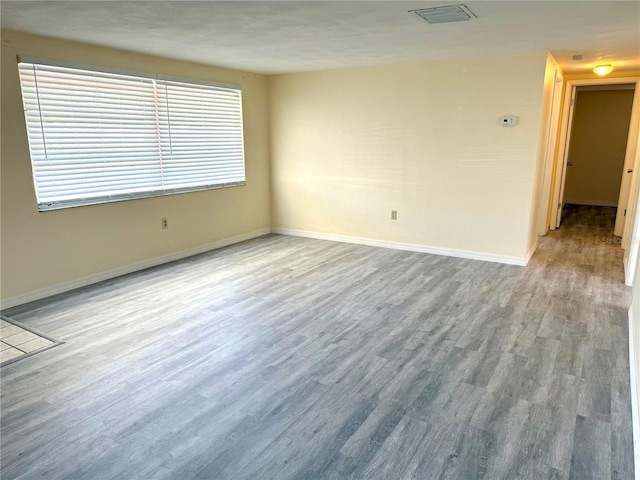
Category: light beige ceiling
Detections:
[{"x1": 1, "y1": 1, "x2": 639, "y2": 75}]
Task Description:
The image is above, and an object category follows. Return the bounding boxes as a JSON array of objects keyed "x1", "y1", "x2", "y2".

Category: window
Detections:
[{"x1": 18, "y1": 57, "x2": 246, "y2": 211}]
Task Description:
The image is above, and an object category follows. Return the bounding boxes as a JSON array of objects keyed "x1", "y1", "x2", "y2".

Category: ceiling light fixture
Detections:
[
  {"x1": 409, "y1": 4, "x2": 477, "y2": 24},
  {"x1": 593, "y1": 65, "x2": 614, "y2": 76}
]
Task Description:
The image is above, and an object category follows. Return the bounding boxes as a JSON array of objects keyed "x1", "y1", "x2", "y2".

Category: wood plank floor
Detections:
[{"x1": 1, "y1": 204, "x2": 634, "y2": 479}]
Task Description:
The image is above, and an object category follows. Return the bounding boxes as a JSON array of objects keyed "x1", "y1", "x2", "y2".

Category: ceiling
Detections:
[{"x1": 1, "y1": 1, "x2": 639, "y2": 75}]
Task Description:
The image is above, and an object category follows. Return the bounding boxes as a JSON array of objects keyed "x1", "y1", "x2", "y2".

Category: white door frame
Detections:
[
  {"x1": 537, "y1": 68, "x2": 564, "y2": 235},
  {"x1": 616, "y1": 85, "x2": 640, "y2": 237},
  {"x1": 550, "y1": 83, "x2": 577, "y2": 229},
  {"x1": 624, "y1": 126, "x2": 640, "y2": 285},
  {"x1": 550, "y1": 77, "x2": 640, "y2": 238}
]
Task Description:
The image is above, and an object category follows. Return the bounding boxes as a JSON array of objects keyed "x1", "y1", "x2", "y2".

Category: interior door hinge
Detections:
[
  {"x1": 570, "y1": 98, "x2": 575, "y2": 107},
  {"x1": 624, "y1": 209, "x2": 627, "y2": 217}
]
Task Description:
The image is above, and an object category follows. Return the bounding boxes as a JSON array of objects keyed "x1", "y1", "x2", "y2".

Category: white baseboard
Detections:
[
  {"x1": 1, "y1": 226, "x2": 531, "y2": 309},
  {"x1": 629, "y1": 307, "x2": 640, "y2": 480},
  {"x1": 1, "y1": 228, "x2": 271, "y2": 310},
  {"x1": 525, "y1": 241, "x2": 538, "y2": 265},
  {"x1": 564, "y1": 200, "x2": 618, "y2": 207},
  {"x1": 271, "y1": 228, "x2": 529, "y2": 266}
]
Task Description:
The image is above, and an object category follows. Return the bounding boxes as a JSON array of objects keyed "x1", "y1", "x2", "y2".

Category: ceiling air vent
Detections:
[{"x1": 409, "y1": 4, "x2": 477, "y2": 24}]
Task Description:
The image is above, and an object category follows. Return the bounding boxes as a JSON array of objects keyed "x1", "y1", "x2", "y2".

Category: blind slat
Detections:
[{"x1": 18, "y1": 60, "x2": 246, "y2": 211}]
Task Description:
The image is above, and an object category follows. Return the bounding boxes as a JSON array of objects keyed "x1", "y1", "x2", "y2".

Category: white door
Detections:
[
  {"x1": 538, "y1": 69, "x2": 564, "y2": 234},
  {"x1": 614, "y1": 106, "x2": 638, "y2": 236},
  {"x1": 615, "y1": 163, "x2": 633, "y2": 236},
  {"x1": 555, "y1": 87, "x2": 577, "y2": 228}
]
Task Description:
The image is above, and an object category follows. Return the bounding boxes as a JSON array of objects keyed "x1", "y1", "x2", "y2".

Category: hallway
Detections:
[
  {"x1": 536, "y1": 203, "x2": 629, "y2": 286},
  {"x1": 516, "y1": 203, "x2": 632, "y2": 478}
]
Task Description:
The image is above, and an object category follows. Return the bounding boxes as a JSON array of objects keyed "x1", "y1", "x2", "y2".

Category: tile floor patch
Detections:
[
  {"x1": 1, "y1": 324, "x2": 24, "y2": 338},
  {"x1": 0, "y1": 317, "x2": 60, "y2": 366},
  {"x1": 0, "y1": 347, "x2": 24, "y2": 363},
  {"x1": 19, "y1": 337, "x2": 54, "y2": 353},
  {"x1": 2, "y1": 331, "x2": 41, "y2": 347}
]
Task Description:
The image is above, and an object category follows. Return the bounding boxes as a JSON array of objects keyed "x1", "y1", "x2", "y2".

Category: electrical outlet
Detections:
[
  {"x1": 391, "y1": 210, "x2": 397, "y2": 220},
  {"x1": 161, "y1": 217, "x2": 168, "y2": 229}
]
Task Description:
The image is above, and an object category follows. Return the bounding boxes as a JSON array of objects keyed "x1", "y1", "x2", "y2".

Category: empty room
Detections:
[{"x1": 2, "y1": 1, "x2": 640, "y2": 479}]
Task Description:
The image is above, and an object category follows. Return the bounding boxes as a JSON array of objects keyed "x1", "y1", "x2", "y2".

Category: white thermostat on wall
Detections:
[{"x1": 501, "y1": 116, "x2": 518, "y2": 126}]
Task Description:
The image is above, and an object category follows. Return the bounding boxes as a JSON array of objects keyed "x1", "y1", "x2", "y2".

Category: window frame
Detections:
[{"x1": 17, "y1": 55, "x2": 247, "y2": 212}]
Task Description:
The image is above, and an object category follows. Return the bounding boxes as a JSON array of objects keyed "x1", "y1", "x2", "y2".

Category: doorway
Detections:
[
  {"x1": 562, "y1": 85, "x2": 635, "y2": 226},
  {"x1": 550, "y1": 77, "x2": 640, "y2": 241}
]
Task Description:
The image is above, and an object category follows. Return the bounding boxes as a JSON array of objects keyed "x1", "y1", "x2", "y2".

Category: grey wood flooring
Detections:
[{"x1": 1, "y1": 204, "x2": 634, "y2": 479}]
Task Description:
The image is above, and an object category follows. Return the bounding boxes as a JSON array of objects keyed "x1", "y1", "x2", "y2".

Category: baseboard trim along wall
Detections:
[
  {"x1": 628, "y1": 308, "x2": 640, "y2": 480},
  {"x1": 272, "y1": 228, "x2": 530, "y2": 266},
  {"x1": 0, "y1": 228, "x2": 272, "y2": 310},
  {"x1": 525, "y1": 242, "x2": 538, "y2": 265},
  {"x1": 2, "y1": 226, "x2": 533, "y2": 309}
]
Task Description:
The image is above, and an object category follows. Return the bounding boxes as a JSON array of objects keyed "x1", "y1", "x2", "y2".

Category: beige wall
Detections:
[
  {"x1": 564, "y1": 89, "x2": 635, "y2": 206},
  {"x1": 0, "y1": 32, "x2": 555, "y2": 303},
  {"x1": 269, "y1": 52, "x2": 548, "y2": 260},
  {"x1": 632, "y1": 281, "x2": 640, "y2": 470},
  {"x1": 1, "y1": 31, "x2": 271, "y2": 303},
  {"x1": 630, "y1": 226, "x2": 640, "y2": 466},
  {"x1": 627, "y1": 133, "x2": 640, "y2": 467}
]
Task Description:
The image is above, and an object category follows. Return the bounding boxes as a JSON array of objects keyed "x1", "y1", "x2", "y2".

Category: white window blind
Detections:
[{"x1": 18, "y1": 57, "x2": 246, "y2": 211}]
